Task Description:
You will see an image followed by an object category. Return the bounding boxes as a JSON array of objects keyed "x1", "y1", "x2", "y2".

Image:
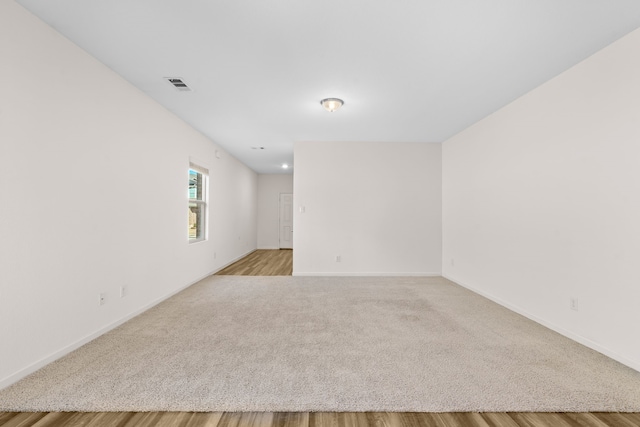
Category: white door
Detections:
[{"x1": 279, "y1": 193, "x2": 293, "y2": 249}]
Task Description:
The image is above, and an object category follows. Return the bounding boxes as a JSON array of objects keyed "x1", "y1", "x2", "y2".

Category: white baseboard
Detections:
[
  {"x1": 443, "y1": 273, "x2": 640, "y2": 373},
  {"x1": 0, "y1": 249, "x2": 259, "y2": 390},
  {"x1": 0, "y1": 270, "x2": 218, "y2": 390},
  {"x1": 293, "y1": 272, "x2": 441, "y2": 277},
  {"x1": 214, "y1": 249, "x2": 256, "y2": 271}
]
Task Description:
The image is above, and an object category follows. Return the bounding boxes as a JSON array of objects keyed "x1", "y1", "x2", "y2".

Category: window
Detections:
[{"x1": 188, "y1": 163, "x2": 208, "y2": 242}]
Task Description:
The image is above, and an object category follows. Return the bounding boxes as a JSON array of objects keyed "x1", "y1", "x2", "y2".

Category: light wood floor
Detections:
[
  {"x1": 4, "y1": 251, "x2": 638, "y2": 427},
  {"x1": 216, "y1": 249, "x2": 292, "y2": 276},
  {"x1": 1, "y1": 411, "x2": 639, "y2": 427}
]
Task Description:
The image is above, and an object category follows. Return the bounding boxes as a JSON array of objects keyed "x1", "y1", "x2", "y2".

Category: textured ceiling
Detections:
[{"x1": 16, "y1": 0, "x2": 640, "y2": 173}]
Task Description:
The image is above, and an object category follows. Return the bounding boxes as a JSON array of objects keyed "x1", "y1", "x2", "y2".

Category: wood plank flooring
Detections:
[
  {"x1": 1, "y1": 412, "x2": 639, "y2": 427},
  {"x1": 216, "y1": 249, "x2": 292, "y2": 276},
  {"x1": 4, "y1": 251, "x2": 639, "y2": 426}
]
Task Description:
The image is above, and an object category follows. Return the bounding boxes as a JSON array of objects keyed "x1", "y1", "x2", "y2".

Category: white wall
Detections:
[
  {"x1": 257, "y1": 174, "x2": 294, "y2": 249},
  {"x1": 442, "y1": 28, "x2": 640, "y2": 371},
  {"x1": 0, "y1": 0, "x2": 257, "y2": 388},
  {"x1": 293, "y1": 141, "x2": 441, "y2": 276}
]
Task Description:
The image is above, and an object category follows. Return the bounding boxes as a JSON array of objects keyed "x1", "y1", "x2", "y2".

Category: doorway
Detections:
[{"x1": 279, "y1": 193, "x2": 293, "y2": 249}]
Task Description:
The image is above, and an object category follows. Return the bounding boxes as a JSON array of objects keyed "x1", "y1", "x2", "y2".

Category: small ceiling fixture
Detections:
[
  {"x1": 282, "y1": 163, "x2": 289, "y2": 169},
  {"x1": 320, "y1": 98, "x2": 344, "y2": 112}
]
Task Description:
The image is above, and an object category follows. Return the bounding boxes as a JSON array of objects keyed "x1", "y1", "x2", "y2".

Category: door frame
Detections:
[{"x1": 279, "y1": 193, "x2": 293, "y2": 249}]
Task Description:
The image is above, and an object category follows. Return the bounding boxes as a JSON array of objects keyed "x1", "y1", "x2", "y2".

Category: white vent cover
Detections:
[{"x1": 165, "y1": 77, "x2": 192, "y2": 92}]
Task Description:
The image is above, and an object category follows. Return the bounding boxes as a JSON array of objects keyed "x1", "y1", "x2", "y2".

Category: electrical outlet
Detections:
[
  {"x1": 214, "y1": 252, "x2": 217, "y2": 259},
  {"x1": 570, "y1": 297, "x2": 579, "y2": 311},
  {"x1": 451, "y1": 259, "x2": 455, "y2": 267},
  {"x1": 120, "y1": 286, "x2": 128, "y2": 298},
  {"x1": 99, "y1": 293, "x2": 106, "y2": 306},
  {"x1": 335, "y1": 255, "x2": 341, "y2": 262}
]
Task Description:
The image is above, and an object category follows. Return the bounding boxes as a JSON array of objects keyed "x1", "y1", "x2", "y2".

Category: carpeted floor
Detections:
[{"x1": 1, "y1": 275, "x2": 639, "y2": 412}]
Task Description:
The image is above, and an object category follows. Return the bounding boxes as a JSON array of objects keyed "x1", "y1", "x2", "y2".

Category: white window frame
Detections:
[{"x1": 188, "y1": 163, "x2": 208, "y2": 243}]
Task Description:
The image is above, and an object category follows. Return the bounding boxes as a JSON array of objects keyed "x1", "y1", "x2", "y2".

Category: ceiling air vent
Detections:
[{"x1": 165, "y1": 77, "x2": 192, "y2": 92}]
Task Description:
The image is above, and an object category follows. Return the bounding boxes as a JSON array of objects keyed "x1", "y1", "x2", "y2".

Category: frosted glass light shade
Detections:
[{"x1": 320, "y1": 98, "x2": 344, "y2": 112}]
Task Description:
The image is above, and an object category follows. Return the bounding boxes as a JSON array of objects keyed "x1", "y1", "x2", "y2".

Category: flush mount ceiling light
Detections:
[
  {"x1": 282, "y1": 163, "x2": 289, "y2": 169},
  {"x1": 320, "y1": 98, "x2": 344, "y2": 112}
]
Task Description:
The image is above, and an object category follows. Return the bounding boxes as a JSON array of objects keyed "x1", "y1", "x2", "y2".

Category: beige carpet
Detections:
[{"x1": 1, "y1": 276, "x2": 639, "y2": 412}]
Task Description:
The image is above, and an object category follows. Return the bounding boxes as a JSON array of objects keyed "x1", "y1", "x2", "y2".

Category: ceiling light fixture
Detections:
[
  {"x1": 320, "y1": 98, "x2": 344, "y2": 112},
  {"x1": 282, "y1": 164, "x2": 289, "y2": 169}
]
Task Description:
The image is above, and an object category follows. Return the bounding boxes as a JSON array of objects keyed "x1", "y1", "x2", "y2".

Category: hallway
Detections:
[{"x1": 215, "y1": 250, "x2": 292, "y2": 276}]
